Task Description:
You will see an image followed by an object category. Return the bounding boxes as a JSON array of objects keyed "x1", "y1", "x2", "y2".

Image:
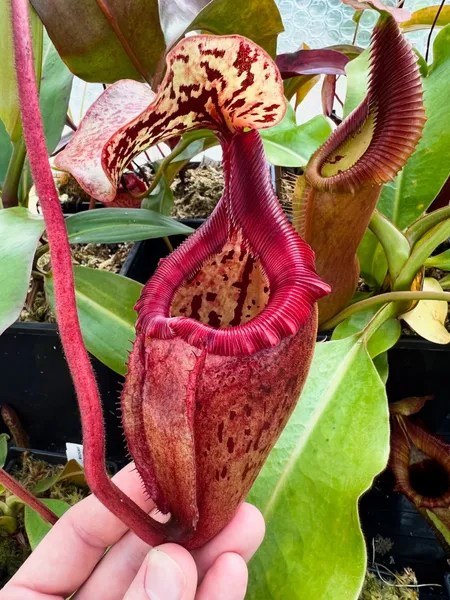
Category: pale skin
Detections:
[{"x1": 0, "y1": 464, "x2": 265, "y2": 600}]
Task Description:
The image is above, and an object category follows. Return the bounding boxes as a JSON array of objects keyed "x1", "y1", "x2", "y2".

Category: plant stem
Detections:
[
  {"x1": 11, "y1": 0, "x2": 164, "y2": 545},
  {"x1": 395, "y1": 219, "x2": 450, "y2": 290},
  {"x1": 369, "y1": 210, "x2": 410, "y2": 282},
  {"x1": 406, "y1": 206, "x2": 450, "y2": 246},
  {"x1": 1, "y1": 139, "x2": 26, "y2": 208},
  {"x1": 0, "y1": 469, "x2": 57, "y2": 525},
  {"x1": 320, "y1": 290, "x2": 450, "y2": 330},
  {"x1": 133, "y1": 136, "x2": 195, "y2": 200}
]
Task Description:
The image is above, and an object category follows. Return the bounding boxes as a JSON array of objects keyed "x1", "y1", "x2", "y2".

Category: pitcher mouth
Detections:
[{"x1": 136, "y1": 132, "x2": 329, "y2": 357}]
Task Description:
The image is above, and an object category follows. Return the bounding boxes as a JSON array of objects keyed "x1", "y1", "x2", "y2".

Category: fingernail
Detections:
[{"x1": 144, "y1": 549, "x2": 186, "y2": 600}]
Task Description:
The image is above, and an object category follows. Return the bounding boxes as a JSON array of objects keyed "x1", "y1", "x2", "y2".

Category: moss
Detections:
[
  {"x1": 0, "y1": 454, "x2": 89, "y2": 585},
  {"x1": 360, "y1": 570, "x2": 419, "y2": 599}
]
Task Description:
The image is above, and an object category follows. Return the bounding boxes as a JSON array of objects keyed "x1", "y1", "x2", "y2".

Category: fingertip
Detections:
[
  {"x1": 192, "y1": 502, "x2": 265, "y2": 584},
  {"x1": 197, "y1": 552, "x2": 248, "y2": 600},
  {"x1": 149, "y1": 543, "x2": 198, "y2": 599},
  {"x1": 123, "y1": 543, "x2": 198, "y2": 600},
  {"x1": 237, "y1": 503, "x2": 266, "y2": 558}
]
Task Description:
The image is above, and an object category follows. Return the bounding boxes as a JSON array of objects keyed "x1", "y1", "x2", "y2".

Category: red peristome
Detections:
[
  {"x1": 305, "y1": 13, "x2": 425, "y2": 193},
  {"x1": 136, "y1": 130, "x2": 328, "y2": 356},
  {"x1": 391, "y1": 417, "x2": 450, "y2": 509}
]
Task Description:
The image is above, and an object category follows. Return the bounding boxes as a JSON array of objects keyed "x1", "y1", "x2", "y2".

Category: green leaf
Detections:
[
  {"x1": 379, "y1": 25, "x2": 450, "y2": 229},
  {"x1": 247, "y1": 336, "x2": 389, "y2": 600},
  {"x1": 0, "y1": 121, "x2": 12, "y2": 188},
  {"x1": 0, "y1": 32, "x2": 73, "y2": 193},
  {"x1": 0, "y1": 434, "x2": 10, "y2": 469},
  {"x1": 373, "y1": 351, "x2": 389, "y2": 385},
  {"x1": 401, "y1": 6, "x2": 450, "y2": 32},
  {"x1": 0, "y1": 4, "x2": 42, "y2": 140},
  {"x1": 45, "y1": 267, "x2": 142, "y2": 375},
  {"x1": 30, "y1": 0, "x2": 165, "y2": 83},
  {"x1": 0, "y1": 1, "x2": 21, "y2": 138},
  {"x1": 25, "y1": 499, "x2": 70, "y2": 550},
  {"x1": 343, "y1": 50, "x2": 369, "y2": 118},
  {"x1": 141, "y1": 178, "x2": 175, "y2": 216},
  {"x1": 0, "y1": 516, "x2": 17, "y2": 534},
  {"x1": 332, "y1": 307, "x2": 401, "y2": 358},
  {"x1": 0, "y1": 207, "x2": 45, "y2": 334},
  {"x1": 425, "y1": 248, "x2": 450, "y2": 270},
  {"x1": 185, "y1": 0, "x2": 283, "y2": 58},
  {"x1": 65, "y1": 208, "x2": 193, "y2": 244},
  {"x1": 33, "y1": 459, "x2": 86, "y2": 495},
  {"x1": 39, "y1": 33, "x2": 73, "y2": 155},
  {"x1": 357, "y1": 229, "x2": 388, "y2": 290},
  {"x1": 261, "y1": 105, "x2": 332, "y2": 167}
]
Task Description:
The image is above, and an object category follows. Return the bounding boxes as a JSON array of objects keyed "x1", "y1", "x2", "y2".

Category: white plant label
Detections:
[{"x1": 66, "y1": 442, "x2": 84, "y2": 466}]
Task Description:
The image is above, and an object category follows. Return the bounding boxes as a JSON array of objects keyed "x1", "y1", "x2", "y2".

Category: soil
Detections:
[
  {"x1": 19, "y1": 242, "x2": 133, "y2": 323},
  {"x1": 171, "y1": 164, "x2": 223, "y2": 219},
  {"x1": 0, "y1": 454, "x2": 88, "y2": 587}
]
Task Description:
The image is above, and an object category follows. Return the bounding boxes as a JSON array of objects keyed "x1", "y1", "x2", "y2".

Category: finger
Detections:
[
  {"x1": 3, "y1": 463, "x2": 155, "y2": 598},
  {"x1": 74, "y1": 508, "x2": 171, "y2": 599},
  {"x1": 0, "y1": 586, "x2": 62, "y2": 600},
  {"x1": 123, "y1": 544, "x2": 197, "y2": 600},
  {"x1": 73, "y1": 531, "x2": 150, "y2": 600},
  {"x1": 191, "y1": 503, "x2": 265, "y2": 582},
  {"x1": 196, "y1": 553, "x2": 248, "y2": 600}
]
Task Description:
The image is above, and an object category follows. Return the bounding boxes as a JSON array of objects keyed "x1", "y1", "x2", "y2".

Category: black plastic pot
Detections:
[
  {"x1": 0, "y1": 220, "x2": 202, "y2": 464},
  {"x1": 0, "y1": 252, "x2": 139, "y2": 464},
  {"x1": 361, "y1": 338, "x2": 450, "y2": 599},
  {"x1": 0, "y1": 324, "x2": 126, "y2": 464},
  {"x1": 121, "y1": 218, "x2": 205, "y2": 283}
]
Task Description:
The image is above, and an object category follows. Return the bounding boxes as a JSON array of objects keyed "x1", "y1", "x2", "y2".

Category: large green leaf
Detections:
[
  {"x1": 247, "y1": 336, "x2": 389, "y2": 600},
  {"x1": 30, "y1": 0, "x2": 165, "y2": 83},
  {"x1": 45, "y1": 267, "x2": 142, "y2": 375},
  {"x1": 25, "y1": 499, "x2": 70, "y2": 550},
  {"x1": 65, "y1": 208, "x2": 193, "y2": 243},
  {"x1": 261, "y1": 105, "x2": 332, "y2": 167},
  {"x1": 185, "y1": 0, "x2": 283, "y2": 58},
  {"x1": 379, "y1": 25, "x2": 450, "y2": 229},
  {"x1": 0, "y1": 207, "x2": 45, "y2": 335}
]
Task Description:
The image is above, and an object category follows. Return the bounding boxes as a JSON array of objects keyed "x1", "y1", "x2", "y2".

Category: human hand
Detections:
[{"x1": 1, "y1": 463, "x2": 265, "y2": 600}]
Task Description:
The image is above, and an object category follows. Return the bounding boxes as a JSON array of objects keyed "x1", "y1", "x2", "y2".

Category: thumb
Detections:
[{"x1": 123, "y1": 543, "x2": 198, "y2": 600}]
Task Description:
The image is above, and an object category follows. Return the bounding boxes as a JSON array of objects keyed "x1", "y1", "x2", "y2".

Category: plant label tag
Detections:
[{"x1": 66, "y1": 442, "x2": 84, "y2": 466}]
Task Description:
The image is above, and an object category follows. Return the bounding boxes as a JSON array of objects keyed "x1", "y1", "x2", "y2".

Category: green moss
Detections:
[
  {"x1": 0, "y1": 454, "x2": 88, "y2": 585},
  {"x1": 360, "y1": 570, "x2": 419, "y2": 599}
]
